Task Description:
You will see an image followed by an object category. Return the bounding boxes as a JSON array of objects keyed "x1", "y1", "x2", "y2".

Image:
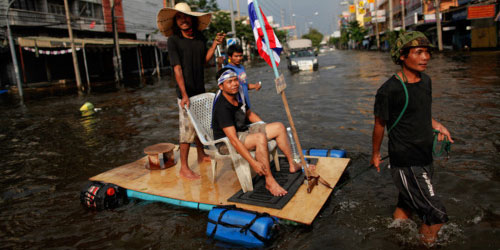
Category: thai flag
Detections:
[{"x1": 248, "y1": 0, "x2": 283, "y2": 67}]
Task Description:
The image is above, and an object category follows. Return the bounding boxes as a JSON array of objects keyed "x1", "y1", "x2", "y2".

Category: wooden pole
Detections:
[
  {"x1": 251, "y1": 0, "x2": 310, "y2": 179},
  {"x1": 375, "y1": 0, "x2": 380, "y2": 50},
  {"x1": 401, "y1": 0, "x2": 405, "y2": 30},
  {"x1": 82, "y1": 45, "x2": 91, "y2": 93},
  {"x1": 154, "y1": 47, "x2": 161, "y2": 79},
  {"x1": 6, "y1": 0, "x2": 24, "y2": 104},
  {"x1": 389, "y1": 0, "x2": 393, "y2": 31},
  {"x1": 136, "y1": 47, "x2": 142, "y2": 82},
  {"x1": 111, "y1": 0, "x2": 123, "y2": 85},
  {"x1": 434, "y1": 0, "x2": 443, "y2": 51},
  {"x1": 138, "y1": 47, "x2": 145, "y2": 77},
  {"x1": 63, "y1": 0, "x2": 84, "y2": 95},
  {"x1": 17, "y1": 45, "x2": 27, "y2": 84}
]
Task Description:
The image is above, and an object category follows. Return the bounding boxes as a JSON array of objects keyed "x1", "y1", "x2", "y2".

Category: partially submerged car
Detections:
[{"x1": 286, "y1": 39, "x2": 318, "y2": 72}]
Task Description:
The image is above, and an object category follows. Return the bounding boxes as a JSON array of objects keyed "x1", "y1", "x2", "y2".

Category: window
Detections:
[
  {"x1": 79, "y1": 2, "x2": 103, "y2": 19},
  {"x1": 12, "y1": 0, "x2": 38, "y2": 11},
  {"x1": 48, "y1": 3, "x2": 65, "y2": 15}
]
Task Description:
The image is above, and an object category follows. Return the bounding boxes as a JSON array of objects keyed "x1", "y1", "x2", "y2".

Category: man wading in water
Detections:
[
  {"x1": 371, "y1": 31, "x2": 454, "y2": 245},
  {"x1": 157, "y1": 3, "x2": 225, "y2": 179}
]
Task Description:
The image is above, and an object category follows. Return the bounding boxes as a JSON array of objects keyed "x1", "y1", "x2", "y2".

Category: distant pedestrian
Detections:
[
  {"x1": 157, "y1": 3, "x2": 225, "y2": 179},
  {"x1": 224, "y1": 44, "x2": 261, "y2": 109},
  {"x1": 370, "y1": 31, "x2": 454, "y2": 245}
]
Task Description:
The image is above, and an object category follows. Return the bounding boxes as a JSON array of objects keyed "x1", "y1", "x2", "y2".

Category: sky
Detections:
[{"x1": 216, "y1": 0, "x2": 347, "y2": 37}]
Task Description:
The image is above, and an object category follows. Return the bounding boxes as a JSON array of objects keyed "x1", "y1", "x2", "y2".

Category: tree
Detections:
[
  {"x1": 177, "y1": 0, "x2": 219, "y2": 12},
  {"x1": 339, "y1": 27, "x2": 349, "y2": 49},
  {"x1": 347, "y1": 20, "x2": 367, "y2": 47},
  {"x1": 301, "y1": 28, "x2": 323, "y2": 48}
]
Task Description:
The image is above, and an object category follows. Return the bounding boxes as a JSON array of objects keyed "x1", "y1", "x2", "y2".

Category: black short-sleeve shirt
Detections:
[
  {"x1": 167, "y1": 33, "x2": 207, "y2": 98},
  {"x1": 374, "y1": 73, "x2": 433, "y2": 167},
  {"x1": 212, "y1": 94, "x2": 250, "y2": 140}
]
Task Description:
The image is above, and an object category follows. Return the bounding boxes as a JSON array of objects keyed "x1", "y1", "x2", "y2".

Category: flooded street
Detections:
[{"x1": 1, "y1": 50, "x2": 499, "y2": 249}]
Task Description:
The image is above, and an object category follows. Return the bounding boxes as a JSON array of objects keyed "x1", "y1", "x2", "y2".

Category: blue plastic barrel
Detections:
[
  {"x1": 329, "y1": 149, "x2": 346, "y2": 158},
  {"x1": 207, "y1": 207, "x2": 276, "y2": 247},
  {"x1": 308, "y1": 149, "x2": 328, "y2": 157}
]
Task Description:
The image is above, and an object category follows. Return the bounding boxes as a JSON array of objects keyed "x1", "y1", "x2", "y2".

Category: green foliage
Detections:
[
  {"x1": 328, "y1": 37, "x2": 340, "y2": 46},
  {"x1": 301, "y1": 28, "x2": 323, "y2": 48},
  {"x1": 339, "y1": 27, "x2": 350, "y2": 49},
  {"x1": 347, "y1": 20, "x2": 367, "y2": 45},
  {"x1": 336, "y1": 20, "x2": 367, "y2": 49},
  {"x1": 275, "y1": 29, "x2": 288, "y2": 45},
  {"x1": 205, "y1": 11, "x2": 287, "y2": 48},
  {"x1": 177, "y1": 0, "x2": 219, "y2": 12},
  {"x1": 383, "y1": 30, "x2": 399, "y2": 50}
]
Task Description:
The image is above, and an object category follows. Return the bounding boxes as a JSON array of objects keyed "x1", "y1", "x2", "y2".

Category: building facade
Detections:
[
  {"x1": 0, "y1": 0, "x2": 167, "y2": 90},
  {"x1": 350, "y1": 0, "x2": 499, "y2": 50}
]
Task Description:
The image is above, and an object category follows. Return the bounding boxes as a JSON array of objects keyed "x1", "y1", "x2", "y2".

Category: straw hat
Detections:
[{"x1": 157, "y1": 2, "x2": 212, "y2": 37}]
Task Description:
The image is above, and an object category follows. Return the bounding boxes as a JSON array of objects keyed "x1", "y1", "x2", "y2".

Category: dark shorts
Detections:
[
  {"x1": 216, "y1": 123, "x2": 267, "y2": 155},
  {"x1": 390, "y1": 164, "x2": 449, "y2": 225}
]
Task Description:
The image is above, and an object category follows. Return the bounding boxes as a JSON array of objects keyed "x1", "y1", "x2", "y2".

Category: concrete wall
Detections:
[{"x1": 122, "y1": 0, "x2": 165, "y2": 40}]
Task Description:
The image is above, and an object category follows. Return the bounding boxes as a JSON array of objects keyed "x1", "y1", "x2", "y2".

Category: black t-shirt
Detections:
[
  {"x1": 212, "y1": 94, "x2": 250, "y2": 140},
  {"x1": 374, "y1": 73, "x2": 433, "y2": 167},
  {"x1": 167, "y1": 33, "x2": 207, "y2": 98}
]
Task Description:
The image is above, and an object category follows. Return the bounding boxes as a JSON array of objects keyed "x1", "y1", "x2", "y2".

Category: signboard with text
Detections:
[{"x1": 467, "y1": 5, "x2": 495, "y2": 19}]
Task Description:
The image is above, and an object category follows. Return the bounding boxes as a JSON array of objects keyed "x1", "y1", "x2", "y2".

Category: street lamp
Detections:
[{"x1": 6, "y1": 0, "x2": 24, "y2": 104}]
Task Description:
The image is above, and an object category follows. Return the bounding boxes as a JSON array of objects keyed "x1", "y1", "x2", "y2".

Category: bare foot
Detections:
[
  {"x1": 289, "y1": 162, "x2": 316, "y2": 173},
  {"x1": 197, "y1": 154, "x2": 211, "y2": 163},
  {"x1": 289, "y1": 161, "x2": 302, "y2": 173},
  {"x1": 180, "y1": 167, "x2": 201, "y2": 180},
  {"x1": 265, "y1": 178, "x2": 288, "y2": 196}
]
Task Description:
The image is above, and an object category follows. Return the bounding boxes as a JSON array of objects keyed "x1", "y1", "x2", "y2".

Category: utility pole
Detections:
[
  {"x1": 375, "y1": 0, "x2": 380, "y2": 49},
  {"x1": 389, "y1": 0, "x2": 393, "y2": 30},
  {"x1": 236, "y1": 0, "x2": 240, "y2": 20},
  {"x1": 288, "y1": 0, "x2": 297, "y2": 39},
  {"x1": 401, "y1": 0, "x2": 405, "y2": 31},
  {"x1": 6, "y1": 0, "x2": 24, "y2": 103},
  {"x1": 281, "y1": 8, "x2": 285, "y2": 28},
  {"x1": 110, "y1": 0, "x2": 123, "y2": 85},
  {"x1": 63, "y1": 0, "x2": 84, "y2": 95},
  {"x1": 229, "y1": 0, "x2": 236, "y2": 37},
  {"x1": 434, "y1": 0, "x2": 443, "y2": 51}
]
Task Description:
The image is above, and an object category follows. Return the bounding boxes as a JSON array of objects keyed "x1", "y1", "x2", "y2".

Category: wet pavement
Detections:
[{"x1": 0, "y1": 50, "x2": 499, "y2": 249}]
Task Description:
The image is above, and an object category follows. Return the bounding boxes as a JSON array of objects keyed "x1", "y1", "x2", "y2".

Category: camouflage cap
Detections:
[{"x1": 391, "y1": 31, "x2": 433, "y2": 65}]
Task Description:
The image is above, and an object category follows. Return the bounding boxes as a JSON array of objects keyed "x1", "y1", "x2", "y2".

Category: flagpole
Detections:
[{"x1": 252, "y1": 0, "x2": 311, "y2": 179}]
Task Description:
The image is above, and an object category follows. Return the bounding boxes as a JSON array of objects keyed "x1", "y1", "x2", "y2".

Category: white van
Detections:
[{"x1": 286, "y1": 39, "x2": 318, "y2": 72}]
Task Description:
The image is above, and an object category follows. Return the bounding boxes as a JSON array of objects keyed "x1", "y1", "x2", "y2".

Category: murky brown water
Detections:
[{"x1": 1, "y1": 50, "x2": 499, "y2": 249}]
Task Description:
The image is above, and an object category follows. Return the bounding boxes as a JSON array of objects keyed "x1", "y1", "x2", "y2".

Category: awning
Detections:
[{"x1": 17, "y1": 36, "x2": 156, "y2": 48}]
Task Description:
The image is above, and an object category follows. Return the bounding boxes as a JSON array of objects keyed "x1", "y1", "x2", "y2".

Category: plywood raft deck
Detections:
[{"x1": 90, "y1": 146, "x2": 350, "y2": 225}]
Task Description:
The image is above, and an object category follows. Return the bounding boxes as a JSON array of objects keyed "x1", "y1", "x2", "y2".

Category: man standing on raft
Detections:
[
  {"x1": 371, "y1": 31, "x2": 454, "y2": 244},
  {"x1": 212, "y1": 68, "x2": 304, "y2": 196},
  {"x1": 157, "y1": 3, "x2": 225, "y2": 179}
]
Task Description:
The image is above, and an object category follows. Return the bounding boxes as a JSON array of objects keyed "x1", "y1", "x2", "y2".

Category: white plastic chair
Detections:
[{"x1": 184, "y1": 93, "x2": 280, "y2": 193}]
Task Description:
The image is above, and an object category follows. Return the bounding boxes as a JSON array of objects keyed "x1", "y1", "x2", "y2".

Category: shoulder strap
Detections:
[{"x1": 387, "y1": 74, "x2": 409, "y2": 134}]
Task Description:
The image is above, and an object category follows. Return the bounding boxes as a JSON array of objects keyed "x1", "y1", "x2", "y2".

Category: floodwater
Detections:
[{"x1": 1, "y1": 50, "x2": 499, "y2": 249}]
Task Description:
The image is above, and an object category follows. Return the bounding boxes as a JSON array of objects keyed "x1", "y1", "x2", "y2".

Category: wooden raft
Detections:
[{"x1": 90, "y1": 145, "x2": 350, "y2": 225}]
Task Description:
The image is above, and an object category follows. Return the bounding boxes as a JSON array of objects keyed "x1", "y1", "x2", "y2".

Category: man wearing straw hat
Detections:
[{"x1": 157, "y1": 3, "x2": 225, "y2": 179}]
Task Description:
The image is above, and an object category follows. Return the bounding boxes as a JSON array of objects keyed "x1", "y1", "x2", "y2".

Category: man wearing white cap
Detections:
[{"x1": 157, "y1": 3, "x2": 225, "y2": 179}]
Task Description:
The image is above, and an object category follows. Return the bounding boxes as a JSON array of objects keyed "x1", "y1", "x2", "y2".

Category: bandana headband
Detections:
[{"x1": 217, "y1": 70, "x2": 237, "y2": 85}]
